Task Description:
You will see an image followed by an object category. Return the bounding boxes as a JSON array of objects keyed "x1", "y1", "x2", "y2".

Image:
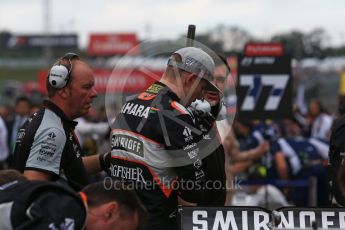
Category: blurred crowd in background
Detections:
[
  {"x1": 0, "y1": 89, "x2": 335, "y2": 209},
  {"x1": 229, "y1": 98, "x2": 332, "y2": 209}
]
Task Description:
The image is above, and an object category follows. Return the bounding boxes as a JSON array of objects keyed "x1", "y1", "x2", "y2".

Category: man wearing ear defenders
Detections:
[{"x1": 13, "y1": 53, "x2": 110, "y2": 191}]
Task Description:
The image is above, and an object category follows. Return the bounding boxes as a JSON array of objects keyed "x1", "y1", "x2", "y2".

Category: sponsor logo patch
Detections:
[
  {"x1": 109, "y1": 164, "x2": 146, "y2": 183},
  {"x1": 47, "y1": 132, "x2": 56, "y2": 140},
  {"x1": 16, "y1": 129, "x2": 25, "y2": 141},
  {"x1": 193, "y1": 159, "x2": 202, "y2": 169},
  {"x1": 183, "y1": 127, "x2": 193, "y2": 142},
  {"x1": 146, "y1": 83, "x2": 164, "y2": 94},
  {"x1": 121, "y1": 102, "x2": 151, "y2": 118},
  {"x1": 111, "y1": 134, "x2": 144, "y2": 157}
]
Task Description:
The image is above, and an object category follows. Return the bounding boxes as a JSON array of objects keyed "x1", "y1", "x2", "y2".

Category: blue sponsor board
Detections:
[{"x1": 237, "y1": 55, "x2": 293, "y2": 119}]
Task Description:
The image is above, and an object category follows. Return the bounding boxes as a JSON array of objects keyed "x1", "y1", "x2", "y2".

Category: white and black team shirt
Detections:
[{"x1": 13, "y1": 100, "x2": 88, "y2": 191}]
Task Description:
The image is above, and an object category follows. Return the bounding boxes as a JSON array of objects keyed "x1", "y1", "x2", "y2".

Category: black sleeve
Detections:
[
  {"x1": 330, "y1": 117, "x2": 345, "y2": 148},
  {"x1": 199, "y1": 144, "x2": 226, "y2": 206},
  {"x1": 162, "y1": 110, "x2": 206, "y2": 203},
  {"x1": 329, "y1": 116, "x2": 345, "y2": 206}
]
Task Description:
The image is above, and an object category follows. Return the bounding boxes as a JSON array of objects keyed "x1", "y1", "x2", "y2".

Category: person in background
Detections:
[
  {"x1": 271, "y1": 117, "x2": 329, "y2": 206},
  {"x1": 0, "y1": 104, "x2": 12, "y2": 169},
  {"x1": 0, "y1": 104, "x2": 11, "y2": 121},
  {"x1": 193, "y1": 54, "x2": 269, "y2": 205},
  {"x1": 308, "y1": 99, "x2": 333, "y2": 141},
  {"x1": 75, "y1": 114, "x2": 109, "y2": 156},
  {"x1": 189, "y1": 54, "x2": 231, "y2": 206},
  {"x1": 13, "y1": 53, "x2": 110, "y2": 191},
  {"x1": 231, "y1": 167, "x2": 289, "y2": 210},
  {"x1": 0, "y1": 115, "x2": 9, "y2": 169},
  {"x1": 225, "y1": 118, "x2": 269, "y2": 205},
  {"x1": 231, "y1": 119, "x2": 269, "y2": 176},
  {"x1": 5, "y1": 96, "x2": 31, "y2": 164},
  {"x1": 30, "y1": 103, "x2": 42, "y2": 116}
]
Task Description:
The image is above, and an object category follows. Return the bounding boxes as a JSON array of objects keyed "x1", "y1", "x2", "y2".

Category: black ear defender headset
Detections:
[{"x1": 48, "y1": 53, "x2": 79, "y2": 89}]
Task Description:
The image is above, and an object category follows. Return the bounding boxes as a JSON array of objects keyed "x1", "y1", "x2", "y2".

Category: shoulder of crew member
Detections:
[
  {"x1": 34, "y1": 126, "x2": 67, "y2": 144},
  {"x1": 24, "y1": 127, "x2": 67, "y2": 176}
]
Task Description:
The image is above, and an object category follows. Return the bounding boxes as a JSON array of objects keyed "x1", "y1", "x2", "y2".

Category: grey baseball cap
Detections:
[{"x1": 167, "y1": 47, "x2": 221, "y2": 93}]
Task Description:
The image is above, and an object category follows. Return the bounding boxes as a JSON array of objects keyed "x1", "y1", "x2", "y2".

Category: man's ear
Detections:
[
  {"x1": 106, "y1": 202, "x2": 119, "y2": 220},
  {"x1": 58, "y1": 86, "x2": 71, "y2": 99},
  {"x1": 184, "y1": 73, "x2": 198, "y2": 88},
  {"x1": 185, "y1": 73, "x2": 195, "y2": 83}
]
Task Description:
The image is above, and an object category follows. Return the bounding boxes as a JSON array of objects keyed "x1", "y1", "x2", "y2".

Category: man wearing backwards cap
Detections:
[{"x1": 109, "y1": 47, "x2": 220, "y2": 230}]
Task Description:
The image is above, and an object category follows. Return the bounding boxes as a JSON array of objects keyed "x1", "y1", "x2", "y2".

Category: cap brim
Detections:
[{"x1": 205, "y1": 81, "x2": 223, "y2": 96}]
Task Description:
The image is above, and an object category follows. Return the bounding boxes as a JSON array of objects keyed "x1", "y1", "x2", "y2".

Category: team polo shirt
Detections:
[{"x1": 13, "y1": 100, "x2": 88, "y2": 191}]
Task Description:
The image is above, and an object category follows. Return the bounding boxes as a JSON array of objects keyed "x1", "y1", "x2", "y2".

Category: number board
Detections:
[{"x1": 236, "y1": 55, "x2": 293, "y2": 119}]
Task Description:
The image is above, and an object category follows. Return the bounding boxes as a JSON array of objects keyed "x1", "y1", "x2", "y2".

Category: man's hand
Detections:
[
  {"x1": 99, "y1": 151, "x2": 111, "y2": 171},
  {"x1": 83, "y1": 152, "x2": 111, "y2": 175},
  {"x1": 257, "y1": 141, "x2": 270, "y2": 155}
]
